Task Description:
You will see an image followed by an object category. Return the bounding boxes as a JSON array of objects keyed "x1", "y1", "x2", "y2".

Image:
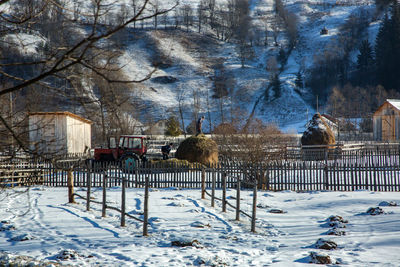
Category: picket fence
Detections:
[{"x1": 1, "y1": 146, "x2": 399, "y2": 192}]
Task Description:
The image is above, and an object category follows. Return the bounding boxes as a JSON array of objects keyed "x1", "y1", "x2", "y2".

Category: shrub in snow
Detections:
[
  {"x1": 256, "y1": 203, "x2": 270, "y2": 209},
  {"x1": 151, "y1": 75, "x2": 177, "y2": 84},
  {"x1": 268, "y1": 208, "x2": 285, "y2": 214},
  {"x1": 0, "y1": 252, "x2": 50, "y2": 266},
  {"x1": 0, "y1": 220, "x2": 15, "y2": 231},
  {"x1": 326, "y1": 228, "x2": 346, "y2": 236},
  {"x1": 314, "y1": 238, "x2": 338, "y2": 250},
  {"x1": 0, "y1": 224, "x2": 16, "y2": 231},
  {"x1": 328, "y1": 215, "x2": 348, "y2": 223},
  {"x1": 309, "y1": 251, "x2": 332, "y2": 264},
  {"x1": 56, "y1": 249, "x2": 88, "y2": 260},
  {"x1": 190, "y1": 221, "x2": 211, "y2": 228},
  {"x1": 171, "y1": 239, "x2": 202, "y2": 248},
  {"x1": 194, "y1": 255, "x2": 228, "y2": 266},
  {"x1": 329, "y1": 221, "x2": 346, "y2": 229},
  {"x1": 366, "y1": 207, "x2": 384, "y2": 215},
  {"x1": 379, "y1": 201, "x2": 397, "y2": 207},
  {"x1": 9, "y1": 233, "x2": 35, "y2": 242}
]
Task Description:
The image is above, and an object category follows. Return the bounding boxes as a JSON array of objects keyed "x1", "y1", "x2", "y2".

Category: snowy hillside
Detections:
[
  {"x1": 109, "y1": 0, "x2": 382, "y2": 133},
  {"x1": 1, "y1": 0, "x2": 383, "y2": 133}
]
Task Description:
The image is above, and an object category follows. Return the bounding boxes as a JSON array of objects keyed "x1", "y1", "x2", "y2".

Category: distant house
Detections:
[
  {"x1": 373, "y1": 99, "x2": 400, "y2": 141},
  {"x1": 29, "y1": 112, "x2": 92, "y2": 155},
  {"x1": 145, "y1": 119, "x2": 168, "y2": 135}
]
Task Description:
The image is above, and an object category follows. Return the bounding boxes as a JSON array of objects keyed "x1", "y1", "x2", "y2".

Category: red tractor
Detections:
[{"x1": 93, "y1": 135, "x2": 148, "y2": 170}]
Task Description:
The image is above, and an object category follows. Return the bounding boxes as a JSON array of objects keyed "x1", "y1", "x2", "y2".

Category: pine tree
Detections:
[
  {"x1": 295, "y1": 70, "x2": 304, "y2": 91},
  {"x1": 165, "y1": 116, "x2": 182, "y2": 136},
  {"x1": 271, "y1": 74, "x2": 281, "y2": 98},
  {"x1": 375, "y1": 4, "x2": 400, "y2": 91},
  {"x1": 278, "y1": 47, "x2": 286, "y2": 66},
  {"x1": 356, "y1": 40, "x2": 375, "y2": 85}
]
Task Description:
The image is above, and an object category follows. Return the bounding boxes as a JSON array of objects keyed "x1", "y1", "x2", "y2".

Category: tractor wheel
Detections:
[{"x1": 120, "y1": 155, "x2": 138, "y2": 173}]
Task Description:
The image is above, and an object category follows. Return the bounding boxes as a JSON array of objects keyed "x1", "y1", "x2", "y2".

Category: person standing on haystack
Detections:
[{"x1": 196, "y1": 116, "x2": 205, "y2": 135}]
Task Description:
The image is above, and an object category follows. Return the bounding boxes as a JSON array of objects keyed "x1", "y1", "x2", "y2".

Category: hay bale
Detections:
[
  {"x1": 175, "y1": 135, "x2": 218, "y2": 165},
  {"x1": 149, "y1": 158, "x2": 203, "y2": 168},
  {"x1": 301, "y1": 113, "x2": 335, "y2": 146}
]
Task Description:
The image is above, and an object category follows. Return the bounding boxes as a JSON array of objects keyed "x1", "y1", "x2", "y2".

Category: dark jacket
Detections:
[{"x1": 161, "y1": 145, "x2": 171, "y2": 154}]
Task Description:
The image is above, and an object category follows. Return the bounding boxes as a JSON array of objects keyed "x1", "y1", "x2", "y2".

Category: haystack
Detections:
[
  {"x1": 149, "y1": 158, "x2": 203, "y2": 168},
  {"x1": 301, "y1": 113, "x2": 335, "y2": 146},
  {"x1": 175, "y1": 135, "x2": 218, "y2": 165}
]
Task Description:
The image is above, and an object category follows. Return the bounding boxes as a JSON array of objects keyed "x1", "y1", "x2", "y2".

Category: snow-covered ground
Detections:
[{"x1": 1, "y1": 186, "x2": 400, "y2": 266}]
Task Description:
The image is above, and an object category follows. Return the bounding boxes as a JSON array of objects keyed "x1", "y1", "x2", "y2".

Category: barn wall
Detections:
[
  {"x1": 373, "y1": 102, "x2": 400, "y2": 141},
  {"x1": 66, "y1": 116, "x2": 91, "y2": 153},
  {"x1": 373, "y1": 116, "x2": 382, "y2": 141},
  {"x1": 29, "y1": 114, "x2": 67, "y2": 154}
]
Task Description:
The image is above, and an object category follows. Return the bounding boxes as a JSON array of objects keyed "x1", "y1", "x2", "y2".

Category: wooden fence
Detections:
[{"x1": 1, "y1": 146, "x2": 399, "y2": 192}]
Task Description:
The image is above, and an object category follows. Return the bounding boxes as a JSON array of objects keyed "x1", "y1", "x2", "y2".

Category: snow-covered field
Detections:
[{"x1": 1, "y1": 186, "x2": 400, "y2": 266}]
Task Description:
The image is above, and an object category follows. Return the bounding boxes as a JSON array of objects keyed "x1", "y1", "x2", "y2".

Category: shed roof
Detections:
[
  {"x1": 387, "y1": 99, "x2": 400, "y2": 111},
  {"x1": 29, "y1": 111, "x2": 93, "y2": 124}
]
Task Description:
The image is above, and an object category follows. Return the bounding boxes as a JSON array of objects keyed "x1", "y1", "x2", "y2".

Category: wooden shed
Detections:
[
  {"x1": 29, "y1": 112, "x2": 92, "y2": 155},
  {"x1": 373, "y1": 99, "x2": 400, "y2": 141}
]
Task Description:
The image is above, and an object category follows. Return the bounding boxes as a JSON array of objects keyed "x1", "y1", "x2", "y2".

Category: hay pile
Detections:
[
  {"x1": 149, "y1": 158, "x2": 203, "y2": 168},
  {"x1": 301, "y1": 113, "x2": 335, "y2": 146},
  {"x1": 175, "y1": 135, "x2": 218, "y2": 165}
]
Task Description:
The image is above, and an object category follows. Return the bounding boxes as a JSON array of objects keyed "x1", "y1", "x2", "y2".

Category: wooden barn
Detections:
[
  {"x1": 29, "y1": 112, "x2": 92, "y2": 155},
  {"x1": 373, "y1": 99, "x2": 400, "y2": 141}
]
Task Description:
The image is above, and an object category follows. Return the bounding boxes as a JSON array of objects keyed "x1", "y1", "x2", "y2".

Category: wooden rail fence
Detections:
[{"x1": 0, "y1": 146, "x2": 399, "y2": 192}]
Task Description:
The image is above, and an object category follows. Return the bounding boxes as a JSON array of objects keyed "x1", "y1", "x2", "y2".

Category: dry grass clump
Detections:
[
  {"x1": 175, "y1": 135, "x2": 218, "y2": 165},
  {"x1": 149, "y1": 158, "x2": 203, "y2": 168}
]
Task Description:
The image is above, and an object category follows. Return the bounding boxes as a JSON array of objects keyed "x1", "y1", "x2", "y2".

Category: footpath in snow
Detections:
[{"x1": 1, "y1": 187, "x2": 400, "y2": 266}]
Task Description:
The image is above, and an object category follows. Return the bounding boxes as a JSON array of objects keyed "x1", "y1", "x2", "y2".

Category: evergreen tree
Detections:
[
  {"x1": 295, "y1": 70, "x2": 304, "y2": 92},
  {"x1": 356, "y1": 40, "x2": 375, "y2": 85},
  {"x1": 271, "y1": 74, "x2": 281, "y2": 98},
  {"x1": 375, "y1": 5, "x2": 400, "y2": 91},
  {"x1": 165, "y1": 116, "x2": 182, "y2": 136},
  {"x1": 278, "y1": 47, "x2": 286, "y2": 67}
]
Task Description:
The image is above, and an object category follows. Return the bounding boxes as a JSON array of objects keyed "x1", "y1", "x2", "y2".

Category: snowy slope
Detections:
[
  {"x1": 1, "y1": 187, "x2": 400, "y2": 266},
  {"x1": 1, "y1": 0, "x2": 382, "y2": 133},
  {"x1": 113, "y1": 0, "x2": 382, "y2": 133}
]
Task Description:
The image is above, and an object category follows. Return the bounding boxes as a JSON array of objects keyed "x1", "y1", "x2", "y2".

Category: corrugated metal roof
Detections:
[{"x1": 387, "y1": 99, "x2": 400, "y2": 111}]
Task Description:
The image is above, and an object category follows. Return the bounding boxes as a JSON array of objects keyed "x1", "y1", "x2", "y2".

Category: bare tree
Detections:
[
  {"x1": 197, "y1": 1, "x2": 207, "y2": 33},
  {"x1": 0, "y1": 0, "x2": 178, "y2": 155},
  {"x1": 181, "y1": 5, "x2": 193, "y2": 32},
  {"x1": 151, "y1": 0, "x2": 160, "y2": 29},
  {"x1": 177, "y1": 85, "x2": 187, "y2": 137}
]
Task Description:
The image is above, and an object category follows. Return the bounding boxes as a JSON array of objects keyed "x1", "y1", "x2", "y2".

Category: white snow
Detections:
[{"x1": 1, "y1": 186, "x2": 400, "y2": 266}]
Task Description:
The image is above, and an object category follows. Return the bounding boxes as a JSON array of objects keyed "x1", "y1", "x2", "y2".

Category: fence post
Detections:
[
  {"x1": 251, "y1": 179, "x2": 258, "y2": 233},
  {"x1": 102, "y1": 172, "x2": 107, "y2": 217},
  {"x1": 222, "y1": 172, "x2": 227, "y2": 212},
  {"x1": 86, "y1": 167, "x2": 91, "y2": 211},
  {"x1": 211, "y1": 171, "x2": 216, "y2": 207},
  {"x1": 143, "y1": 176, "x2": 149, "y2": 236},
  {"x1": 121, "y1": 176, "x2": 126, "y2": 227},
  {"x1": 236, "y1": 176, "x2": 240, "y2": 221},
  {"x1": 324, "y1": 149, "x2": 329, "y2": 190},
  {"x1": 201, "y1": 168, "x2": 206, "y2": 199},
  {"x1": 67, "y1": 169, "x2": 75, "y2": 203}
]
